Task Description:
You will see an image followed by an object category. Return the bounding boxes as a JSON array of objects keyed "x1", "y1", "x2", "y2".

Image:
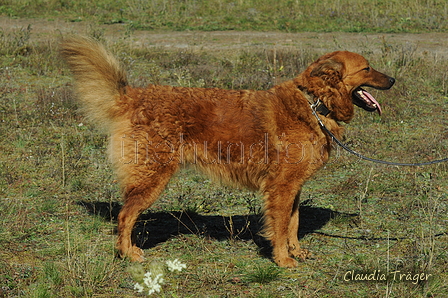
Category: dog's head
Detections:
[{"x1": 303, "y1": 51, "x2": 395, "y2": 122}]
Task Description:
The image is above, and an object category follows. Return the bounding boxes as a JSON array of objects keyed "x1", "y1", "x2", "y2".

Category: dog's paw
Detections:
[
  {"x1": 290, "y1": 248, "x2": 312, "y2": 261},
  {"x1": 118, "y1": 245, "x2": 145, "y2": 262},
  {"x1": 129, "y1": 246, "x2": 145, "y2": 262},
  {"x1": 275, "y1": 256, "x2": 299, "y2": 268}
]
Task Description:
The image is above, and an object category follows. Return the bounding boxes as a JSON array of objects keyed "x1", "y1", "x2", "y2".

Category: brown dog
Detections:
[{"x1": 61, "y1": 37, "x2": 394, "y2": 267}]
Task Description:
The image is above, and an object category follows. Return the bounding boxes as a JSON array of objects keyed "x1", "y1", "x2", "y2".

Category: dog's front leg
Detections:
[
  {"x1": 287, "y1": 191, "x2": 311, "y2": 260},
  {"x1": 262, "y1": 181, "x2": 304, "y2": 268}
]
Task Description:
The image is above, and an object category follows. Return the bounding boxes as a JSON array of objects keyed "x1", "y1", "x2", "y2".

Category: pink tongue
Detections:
[{"x1": 362, "y1": 90, "x2": 382, "y2": 115}]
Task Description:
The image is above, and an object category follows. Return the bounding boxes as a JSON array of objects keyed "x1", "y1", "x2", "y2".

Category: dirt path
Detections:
[{"x1": 1, "y1": 16, "x2": 448, "y2": 57}]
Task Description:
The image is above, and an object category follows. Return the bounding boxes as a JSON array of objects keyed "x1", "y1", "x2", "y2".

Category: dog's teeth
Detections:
[{"x1": 358, "y1": 91, "x2": 366, "y2": 100}]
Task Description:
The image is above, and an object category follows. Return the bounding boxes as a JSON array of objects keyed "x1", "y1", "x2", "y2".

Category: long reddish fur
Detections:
[{"x1": 60, "y1": 36, "x2": 393, "y2": 267}]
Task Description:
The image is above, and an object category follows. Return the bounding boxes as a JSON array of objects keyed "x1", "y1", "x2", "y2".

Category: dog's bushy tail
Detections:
[{"x1": 60, "y1": 36, "x2": 128, "y2": 131}]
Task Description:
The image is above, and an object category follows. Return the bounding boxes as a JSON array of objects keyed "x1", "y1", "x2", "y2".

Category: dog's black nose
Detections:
[{"x1": 389, "y1": 77, "x2": 395, "y2": 86}]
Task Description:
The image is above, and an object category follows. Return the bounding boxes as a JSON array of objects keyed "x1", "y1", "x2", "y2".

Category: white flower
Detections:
[
  {"x1": 133, "y1": 282, "x2": 144, "y2": 293},
  {"x1": 143, "y1": 271, "x2": 164, "y2": 295},
  {"x1": 166, "y1": 259, "x2": 187, "y2": 272},
  {"x1": 132, "y1": 261, "x2": 186, "y2": 295}
]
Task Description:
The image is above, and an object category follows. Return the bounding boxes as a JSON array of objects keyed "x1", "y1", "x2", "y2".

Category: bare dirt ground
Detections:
[{"x1": 1, "y1": 16, "x2": 448, "y2": 57}]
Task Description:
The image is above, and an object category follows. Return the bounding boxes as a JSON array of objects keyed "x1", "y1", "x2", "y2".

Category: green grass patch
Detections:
[{"x1": 1, "y1": 0, "x2": 448, "y2": 33}]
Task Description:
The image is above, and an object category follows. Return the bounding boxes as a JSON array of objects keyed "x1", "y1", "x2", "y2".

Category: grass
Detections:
[
  {"x1": 246, "y1": 263, "x2": 282, "y2": 284},
  {"x1": 0, "y1": 0, "x2": 447, "y2": 33},
  {"x1": 0, "y1": 12, "x2": 447, "y2": 298}
]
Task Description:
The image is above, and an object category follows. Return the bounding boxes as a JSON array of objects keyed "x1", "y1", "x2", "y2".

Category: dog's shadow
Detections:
[{"x1": 77, "y1": 199, "x2": 357, "y2": 257}]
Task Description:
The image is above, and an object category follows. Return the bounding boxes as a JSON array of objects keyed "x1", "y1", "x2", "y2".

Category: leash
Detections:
[{"x1": 310, "y1": 101, "x2": 448, "y2": 166}]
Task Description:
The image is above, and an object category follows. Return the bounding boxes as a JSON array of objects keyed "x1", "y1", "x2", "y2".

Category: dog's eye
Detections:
[{"x1": 364, "y1": 67, "x2": 371, "y2": 72}]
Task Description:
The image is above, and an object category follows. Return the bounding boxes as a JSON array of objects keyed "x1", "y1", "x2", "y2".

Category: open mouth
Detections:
[{"x1": 352, "y1": 87, "x2": 382, "y2": 115}]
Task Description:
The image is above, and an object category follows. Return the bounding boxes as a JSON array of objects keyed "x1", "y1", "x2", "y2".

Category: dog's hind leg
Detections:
[{"x1": 116, "y1": 163, "x2": 178, "y2": 262}]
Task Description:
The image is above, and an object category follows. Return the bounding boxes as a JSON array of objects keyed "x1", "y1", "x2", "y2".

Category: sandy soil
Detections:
[{"x1": 1, "y1": 16, "x2": 448, "y2": 57}]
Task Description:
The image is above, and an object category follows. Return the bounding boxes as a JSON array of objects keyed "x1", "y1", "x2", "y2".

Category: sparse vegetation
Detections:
[
  {"x1": 0, "y1": 5, "x2": 447, "y2": 298},
  {"x1": 1, "y1": 0, "x2": 448, "y2": 33}
]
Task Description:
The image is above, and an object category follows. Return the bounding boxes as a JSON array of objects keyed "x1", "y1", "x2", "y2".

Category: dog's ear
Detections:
[{"x1": 310, "y1": 59, "x2": 343, "y2": 78}]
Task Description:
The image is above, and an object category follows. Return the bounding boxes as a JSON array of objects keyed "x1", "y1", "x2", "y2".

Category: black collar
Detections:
[
  {"x1": 299, "y1": 86, "x2": 331, "y2": 117},
  {"x1": 311, "y1": 99, "x2": 331, "y2": 117}
]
